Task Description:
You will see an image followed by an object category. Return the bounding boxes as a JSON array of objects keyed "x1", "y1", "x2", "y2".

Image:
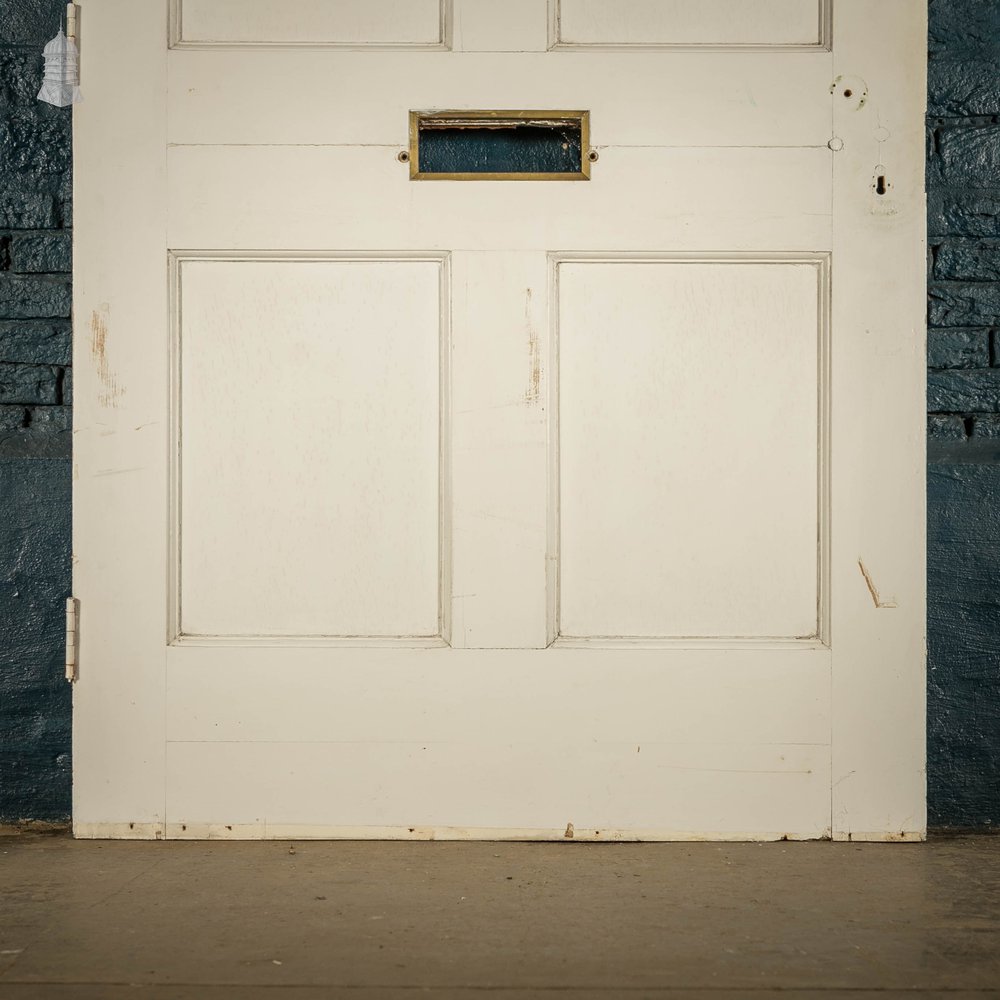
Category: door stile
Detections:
[
  {"x1": 73, "y1": 0, "x2": 170, "y2": 837},
  {"x1": 830, "y1": 0, "x2": 927, "y2": 841}
]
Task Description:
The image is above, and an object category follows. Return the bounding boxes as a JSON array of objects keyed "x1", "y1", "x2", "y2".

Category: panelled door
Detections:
[{"x1": 73, "y1": 0, "x2": 927, "y2": 840}]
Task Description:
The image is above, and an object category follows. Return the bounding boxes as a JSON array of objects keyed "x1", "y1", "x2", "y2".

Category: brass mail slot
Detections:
[{"x1": 408, "y1": 110, "x2": 591, "y2": 181}]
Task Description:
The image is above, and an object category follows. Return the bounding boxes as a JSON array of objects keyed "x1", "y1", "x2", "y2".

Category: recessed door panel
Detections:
[
  {"x1": 554, "y1": 0, "x2": 828, "y2": 48},
  {"x1": 171, "y1": 0, "x2": 447, "y2": 48},
  {"x1": 557, "y1": 258, "x2": 825, "y2": 641},
  {"x1": 174, "y1": 256, "x2": 445, "y2": 640}
]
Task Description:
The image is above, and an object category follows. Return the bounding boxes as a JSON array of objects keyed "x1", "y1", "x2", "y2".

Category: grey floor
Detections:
[{"x1": 1, "y1": 833, "x2": 998, "y2": 999}]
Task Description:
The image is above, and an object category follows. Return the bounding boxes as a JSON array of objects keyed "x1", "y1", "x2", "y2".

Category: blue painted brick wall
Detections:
[
  {"x1": 927, "y1": 0, "x2": 1000, "y2": 829},
  {"x1": 0, "y1": 0, "x2": 72, "y2": 822},
  {"x1": 1, "y1": 0, "x2": 998, "y2": 826}
]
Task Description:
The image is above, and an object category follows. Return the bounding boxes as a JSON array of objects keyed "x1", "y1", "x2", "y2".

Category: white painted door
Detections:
[{"x1": 73, "y1": 0, "x2": 927, "y2": 841}]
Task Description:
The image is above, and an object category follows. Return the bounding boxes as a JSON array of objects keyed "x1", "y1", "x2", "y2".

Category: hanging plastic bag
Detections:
[{"x1": 37, "y1": 28, "x2": 82, "y2": 108}]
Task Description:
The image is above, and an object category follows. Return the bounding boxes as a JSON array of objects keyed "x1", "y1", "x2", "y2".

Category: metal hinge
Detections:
[{"x1": 65, "y1": 597, "x2": 79, "y2": 683}]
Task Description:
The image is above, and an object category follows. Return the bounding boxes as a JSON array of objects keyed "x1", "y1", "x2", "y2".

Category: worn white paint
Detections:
[
  {"x1": 449, "y1": 253, "x2": 549, "y2": 648},
  {"x1": 167, "y1": 147, "x2": 831, "y2": 252},
  {"x1": 553, "y1": 0, "x2": 829, "y2": 49},
  {"x1": 453, "y1": 0, "x2": 549, "y2": 52},
  {"x1": 557, "y1": 256, "x2": 824, "y2": 641},
  {"x1": 74, "y1": 0, "x2": 926, "y2": 841},
  {"x1": 174, "y1": 255, "x2": 444, "y2": 640},
  {"x1": 167, "y1": 52, "x2": 833, "y2": 148},
  {"x1": 829, "y1": 0, "x2": 928, "y2": 843},
  {"x1": 170, "y1": 0, "x2": 447, "y2": 48}
]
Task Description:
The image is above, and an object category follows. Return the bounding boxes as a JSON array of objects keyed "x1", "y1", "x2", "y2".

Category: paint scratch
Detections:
[
  {"x1": 93, "y1": 467, "x2": 144, "y2": 478},
  {"x1": 858, "y1": 559, "x2": 897, "y2": 609},
  {"x1": 90, "y1": 304, "x2": 126, "y2": 409},
  {"x1": 523, "y1": 288, "x2": 540, "y2": 406}
]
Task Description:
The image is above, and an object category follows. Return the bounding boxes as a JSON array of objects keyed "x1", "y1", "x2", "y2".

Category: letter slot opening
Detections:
[{"x1": 408, "y1": 110, "x2": 591, "y2": 181}]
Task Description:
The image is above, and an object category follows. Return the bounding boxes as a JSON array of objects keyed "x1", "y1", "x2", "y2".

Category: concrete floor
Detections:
[{"x1": 0, "y1": 833, "x2": 998, "y2": 999}]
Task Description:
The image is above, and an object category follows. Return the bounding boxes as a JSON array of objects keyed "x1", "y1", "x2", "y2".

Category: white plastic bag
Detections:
[{"x1": 37, "y1": 28, "x2": 82, "y2": 108}]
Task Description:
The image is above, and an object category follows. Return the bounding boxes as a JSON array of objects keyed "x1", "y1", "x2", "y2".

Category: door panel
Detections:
[
  {"x1": 557, "y1": 257, "x2": 824, "y2": 641},
  {"x1": 553, "y1": 0, "x2": 829, "y2": 49},
  {"x1": 174, "y1": 255, "x2": 445, "y2": 640},
  {"x1": 74, "y1": 0, "x2": 926, "y2": 841},
  {"x1": 171, "y1": 0, "x2": 447, "y2": 48}
]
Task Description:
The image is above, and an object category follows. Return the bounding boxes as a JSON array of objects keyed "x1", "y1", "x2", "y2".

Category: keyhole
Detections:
[{"x1": 875, "y1": 175, "x2": 887, "y2": 195}]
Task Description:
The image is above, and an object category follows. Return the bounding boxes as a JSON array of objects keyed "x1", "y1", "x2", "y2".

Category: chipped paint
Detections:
[
  {"x1": 830, "y1": 74, "x2": 869, "y2": 110},
  {"x1": 89, "y1": 304, "x2": 125, "y2": 408},
  {"x1": 858, "y1": 559, "x2": 898, "y2": 609},
  {"x1": 523, "y1": 287, "x2": 540, "y2": 406}
]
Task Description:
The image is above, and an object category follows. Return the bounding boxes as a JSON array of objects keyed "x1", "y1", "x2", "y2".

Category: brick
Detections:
[
  {"x1": 58, "y1": 171, "x2": 71, "y2": 228},
  {"x1": 929, "y1": 414, "x2": 968, "y2": 440},
  {"x1": 928, "y1": 328, "x2": 991, "y2": 369},
  {"x1": 0, "y1": 405, "x2": 27, "y2": 431},
  {"x1": 929, "y1": 0, "x2": 1000, "y2": 60},
  {"x1": 0, "y1": 191, "x2": 57, "y2": 229},
  {"x1": 929, "y1": 60, "x2": 1000, "y2": 118},
  {"x1": 926, "y1": 129, "x2": 944, "y2": 189},
  {"x1": 971, "y1": 415, "x2": 1000, "y2": 439},
  {"x1": 7, "y1": 232, "x2": 71, "y2": 274},
  {"x1": 0, "y1": 50, "x2": 39, "y2": 107},
  {"x1": 0, "y1": 362, "x2": 59, "y2": 405},
  {"x1": 929, "y1": 283, "x2": 1000, "y2": 328},
  {"x1": 938, "y1": 125, "x2": 1000, "y2": 187},
  {"x1": 0, "y1": 275, "x2": 71, "y2": 319},
  {"x1": 0, "y1": 427, "x2": 71, "y2": 459},
  {"x1": 929, "y1": 370, "x2": 1000, "y2": 413},
  {"x1": 934, "y1": 240, "x2": 1000, "y2": 282},
  {"x1": 26, "y1": 405, "x2": 71, "y2": 432},
  {"x1": 0, "y1": 320, "x2": 70, "y2": 365},
  {"x1": 0, "y1": 108, "x2": 72, "y2": 179},
  {"x1": 929, "y1": 189, "x2": 1000, "y2": 238},
  {"x1": 0, "y1": 0, "x2": 67, "y2": 47},
  {"x1": 61, "y1": 366, "x2": 71, "y2": 405}
]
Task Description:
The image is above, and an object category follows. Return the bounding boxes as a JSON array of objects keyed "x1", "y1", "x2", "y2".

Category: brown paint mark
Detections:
[
  {"x1": 90, "y1": 305, "x2": 125, "y2": 408},
  {"x1": 524, "y1": 288, "x2": 540, "y2": 406},
  {"x1": 564, "y1": 822, "x2": 574, "y2": 839},
  {"x1": 858, "y1": 559, "x2": 898, "y2": 609}
]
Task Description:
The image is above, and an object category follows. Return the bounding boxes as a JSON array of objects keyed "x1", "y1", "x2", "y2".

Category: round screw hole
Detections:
[
  {"x1": 397, "y1": 150, "x2": 410, "y2": 163},
  {"x1": 843, "y1": 89, "x2": 853, "y2": 98},
  {"x1": 588, "y1": 149, "x2": 599, "y2": 162}
]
